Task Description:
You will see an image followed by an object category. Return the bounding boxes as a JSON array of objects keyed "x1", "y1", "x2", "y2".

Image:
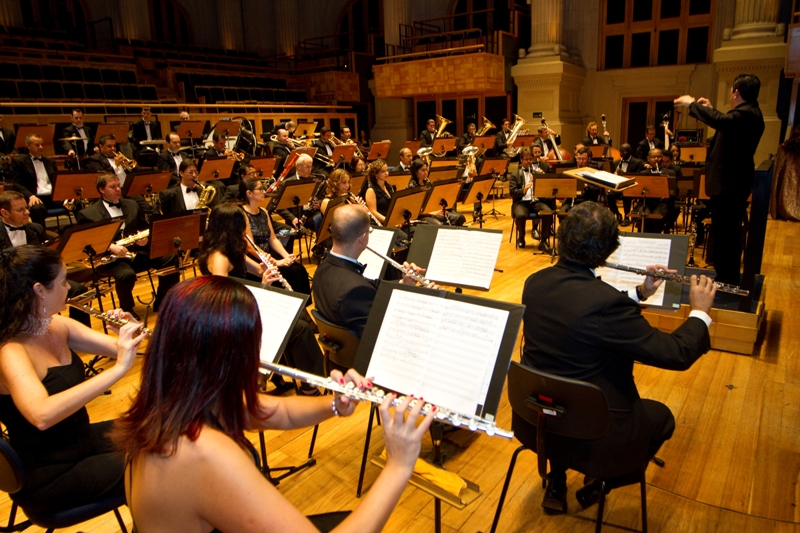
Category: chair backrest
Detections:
[
  {"x1": 507, "y1": 361, "x2": 610, "y2": 440},
  {"x1": 0, "y1": 437, "x2": 25, "y2": 494},
  {"x1": 310, "y1": 309, "x2": 361, "y2": 369}
]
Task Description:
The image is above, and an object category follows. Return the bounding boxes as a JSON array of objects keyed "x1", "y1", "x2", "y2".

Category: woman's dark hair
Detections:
[
  {"x1": 409, "y1": 159, "x2": 428, "y2": 182},
  {"x1": 668, "y1": 143, "x2": 682, "y2": 159},
  {"x1": 557, "y1": 202, "x2": 620, "y2": 269},
  {"x1": 112, "y1": 276, "x2": 269, "y2": 457},
  {"x1": 367, "y1": 159, "x2": 387, "y2": 186},
  {"x1": 237, "y1": 177, "x2": 262, "y2": 203},
  {"x1": 326, "y1": 169, "x2": 351, "y2": 196},
  {"x1": 178, "y1": 159, "x2": 196, "y2": 174},
  {"x1": 782, "y1": 125, "x2": 800, "y2": 154},
  {"x1": 198, "y1": 203, "x2": 247, "y2": 275},
  {"x1": 0, "y1": 245, "x2": 62, "y2": 345},
  {"x1": 348, "y1": 157, "x2": 365, "y2": 174}
]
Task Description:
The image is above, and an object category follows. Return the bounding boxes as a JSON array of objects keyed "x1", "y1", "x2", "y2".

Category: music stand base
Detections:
[{"x1": 258, "y1": 430, "x2": 317, "y2": 486}]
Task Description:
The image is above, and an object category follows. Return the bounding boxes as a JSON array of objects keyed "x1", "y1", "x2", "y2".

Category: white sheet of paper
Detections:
[
  {"x1": 244, "y1": 285, "x2": 305, "y2": 365},
  {"x1": 596, "y1": 236, "x2": 671, "y2": 306},
  {"x1": 366, "y1": 289, "x2": 509, "y2": 416},
  {"x1": 358, "y1": 228, "x2": 396, "y2": 280},
  {"x1": 424, "y1": 229, "x2": 502, "y2": 289}
]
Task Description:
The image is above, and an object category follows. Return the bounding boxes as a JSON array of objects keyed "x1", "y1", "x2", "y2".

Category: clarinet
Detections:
[
  {"x1": 261, "y1": 361, "x2": 513, "y2": 438},
  {"x1": 66, "y1": 299, "x2": 151, "y2": 336},
  {"x1": 687, "y1": 203, "x2": 697, "y2": 267},
  {"x1": 603, "y1": 262, "x2": 749, "y2": 296},
  {"x1": 348, "y1": 192, "x2": 382, "y2": 226},
  {"x1": 244, "y1": 234, "x2": 293, "y2": 291},
  {"x1": 364, "y1": 244, "x2": 434, "y2": 287}
]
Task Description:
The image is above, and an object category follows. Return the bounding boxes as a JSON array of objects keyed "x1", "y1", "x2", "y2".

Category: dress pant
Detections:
[
  {"x1": 514, "y1": 199, "x2": 555, "y2": 240},
  {"x1": 27, "y1": 195, "x2": 62, "y2": 229},
  {"x1": 96, "y1": 253, "x2": 179, "y2": 311},
  {"x1": 710, "y1": 194, "x2": 748, "y2": 285}
]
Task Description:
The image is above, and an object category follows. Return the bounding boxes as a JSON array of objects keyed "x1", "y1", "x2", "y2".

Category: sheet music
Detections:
[
  {"x1": 596, "y1": 236, "x2": 671, "y2": 306},
  {"x1": 366, "y1": 290, "x2": 509, "y2": 416},
  {"x1": 244, "y1": 285, "x2": 305, "y2": 364},
  {"x1": 358, "y1": 228, "x2": 395, "y2": 280},
  {"x1": 424, "y1": 230, "x2": 502, "y2": 289}
]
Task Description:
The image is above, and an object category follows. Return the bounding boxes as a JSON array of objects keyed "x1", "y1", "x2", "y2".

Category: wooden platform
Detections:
[{"x1": 3, "y1": 196, "x2": 800, "y2": 532}]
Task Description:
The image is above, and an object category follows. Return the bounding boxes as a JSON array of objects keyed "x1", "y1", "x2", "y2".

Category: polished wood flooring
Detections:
[{"x1": 4, "y1": 193, "x2": 800, "y2": 532}]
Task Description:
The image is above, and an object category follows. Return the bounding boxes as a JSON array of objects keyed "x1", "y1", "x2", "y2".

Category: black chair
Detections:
[
  {"x1": 508, "y1": 206, "x2": 540, "y2": 249},
  {"x1": 121, "y1": 84, "x2": 141, "y2": 101},
  {"x1": 41, "y1": 65, "x2": 63, "y2": 81},
  {"x1": 489, "y1": 362, "x2": 649, "y2": 533},
  {"x1": 0, "y1": 437, "x2": 128, "y2": 533}
]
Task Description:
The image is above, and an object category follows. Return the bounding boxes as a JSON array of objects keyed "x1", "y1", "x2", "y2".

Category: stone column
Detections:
[
  {"x1": 0, "y1": 0, "x2": 22, "y2": 27},
  {"x1": 114, "y1": 0, "x2": 151, "y2": 41},
  {"x1": 527, "y1": 0, "x2": 567, "y2": 59},
  {"x1": 216, "y1": 2, "x2": 244, "y2": 51},
  {"x1": 731, "y1": 0, "x2": 780, "y2": 39}
]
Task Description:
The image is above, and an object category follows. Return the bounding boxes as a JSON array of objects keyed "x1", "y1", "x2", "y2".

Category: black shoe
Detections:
[
  {"x1": 576, "y1": 478, "x2": 607, "y2": 510},
  {"x1": 122, "y1": 308, "x2": 141, "y2": 321},
  {"x1": 538, "y1": 241, "x2": 553, "y2": 254},
  {"x1": 267, "y1": 375, "x2": 295, "y2": 396},
  {"x1": 542, "y1": 478, "x2": 568, "y2": 514},
  {"x1": 517, "y1": 238, "x2": 526, "y2": 249},
  {"x1": 532, "y1": 228, "x2": 540, "y2": 241},
  {"x1": 620, "y1": 217, "x2": 632, "y2": 227}
]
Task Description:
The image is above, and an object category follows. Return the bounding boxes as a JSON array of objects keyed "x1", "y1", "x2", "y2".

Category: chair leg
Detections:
[
  {"x1": 640, "y1": 470, "x2": 648, "y2": 533},
  {"x1": 489, "y1": 445, "x2": 527, "y2": 533},
  {"x1": 113, "y1": 507, "x2": 129, "y2": 533},
  {"x1": 595, "y1": 480, "x2": 608, "y2": 533},
  {"x1": 356, "y1": 404, "x2": 377, "y2": 497}
]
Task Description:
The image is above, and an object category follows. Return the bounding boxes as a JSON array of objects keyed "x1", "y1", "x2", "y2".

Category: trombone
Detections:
[
  {"x1": 269, "y1": 134, "x2": 308, "y2": 148},
  {"x1": 333, "y1": 134, "x2": 365, "y2": 159}
]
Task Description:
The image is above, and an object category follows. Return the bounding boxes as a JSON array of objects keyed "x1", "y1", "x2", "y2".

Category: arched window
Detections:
[{"x1": 150, "y1": 0, "x2": 191, "y2": 45}]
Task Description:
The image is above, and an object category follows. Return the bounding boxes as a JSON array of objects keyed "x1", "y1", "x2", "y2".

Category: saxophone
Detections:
[{"x1": 194, "y1": 178, "x2": 217, "y2": 211}]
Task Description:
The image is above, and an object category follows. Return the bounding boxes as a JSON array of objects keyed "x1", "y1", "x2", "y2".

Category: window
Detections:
[{"x1": 599, "y1": 0, "x2": 714, "y2": 70}]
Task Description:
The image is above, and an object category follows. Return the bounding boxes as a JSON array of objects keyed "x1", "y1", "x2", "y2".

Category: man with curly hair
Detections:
[{"x1": 518, "y1": 201, "x2": 716, "y2": 515}]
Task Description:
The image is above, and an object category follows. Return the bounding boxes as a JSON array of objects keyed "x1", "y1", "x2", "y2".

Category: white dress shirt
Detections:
[
  {"x1": 5, "y1": 224, "x2": 27, "y2": 247},
  {"x1": 31, "y1": 156, "x2": 52, "y2": 196},
  {"x1": 182, "y1": 185, "x2": 199, "y2": 211}
]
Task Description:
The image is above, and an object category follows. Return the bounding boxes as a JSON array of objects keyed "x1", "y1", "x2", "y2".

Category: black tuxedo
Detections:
[
  {"x1": 612, "y1": 157, "x2": 645, "y2": 174},
  {"x1": 582, "y1": 135, "x2": 608, "y2": 146},
  {"x1": 494, "y1": 130, "x2": 511, "y2": 157},
  {"x1": 608, "y1": 157, "x2": 645, "y2": 219},
  {"x1": 158, "y1": 183, "x2": 220, "y2": 215},
  {"x1": 76, "y1": 197, "x2": 147, "y2": 240},
  {"x1": 129, "y1": 119, "x2": 163, "y2": 154},
  {"x1": 0, "y1": 221, "x2": 45, "y2": 249},
  {"x1": 519, "y1": 259, "x2": 710, "y2": 479},
  {"x1": 272, "y1": 144, "x2": 292, "y2": 178},
  {"x1": 312, "y1": 139, "x2": 335, "y2": 174},
  {"x1": 60, "y1": 124, "x2": 93, "y2": 156},
  {"x1": 9, "y1": 155, "x2": 58, "y2": 200},
  {"x1": 419, "y1": 129, "x2": 435, "y2": 147},
  {"x1": 0, "y1": 126, "x2": 16, "y2": 155},
  {"x1": 509, "y1": 163, "x2": 555, "y2": 241},
  {"x1": 635, "y1": 137, "x2": 664, "y2": 161},
  {"x1": 312, "y1": 253, "x2": 380, "y2": 339},
  {"x1": 532, "y1": 135, "x2": 562, "y2": 159},
  {"x1": 157, "y1": 150, "x2": 192, "y2": 185},
  {"x1": 457, "y1": 132, "x2": 475, "y2": 153},
  {"x1": 84, "y1": 153, "x2": 131, "y2": 177}
]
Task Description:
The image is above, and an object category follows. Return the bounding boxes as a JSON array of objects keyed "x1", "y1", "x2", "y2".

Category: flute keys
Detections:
[
  {"x1": 468, "y1": 419, "x2": 478, "y2": 432},
  {"x1": 450, "y1": 413, "x2": 462, "y2": 426}
]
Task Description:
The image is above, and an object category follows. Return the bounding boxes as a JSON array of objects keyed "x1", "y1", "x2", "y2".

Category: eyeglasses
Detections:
[{"x1": 185, "y1": 170, "x2": 199, "y2": 175}]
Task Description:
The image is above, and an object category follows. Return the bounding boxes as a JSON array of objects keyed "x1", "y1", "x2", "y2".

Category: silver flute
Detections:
[
  {"x1": 245, "y1": 234, "x2": 293, "y2": 291},
  {"x1": 603, "y1": 262, "x2": 749, "y2": 296},
  {"x1": 261, "y1": 361, "x2": 513, "y2": 438},
  {"x1": 66, "y1": 299, "x2": 151, "y2": 336},
  {"x1": 364, "y1": 244, "x2": 434, "y2": 287}
]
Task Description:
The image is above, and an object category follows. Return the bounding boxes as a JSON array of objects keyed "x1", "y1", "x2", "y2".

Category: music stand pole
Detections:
[
  {"x1": 484, "y1": 171, "x2": 505, "y2": 218},
  {"x1": 81, "y1": 244, "x2": 109, "y2": 378},
  {"x1": 474, "y1": 192, "x2": 485, "y2": 228}
]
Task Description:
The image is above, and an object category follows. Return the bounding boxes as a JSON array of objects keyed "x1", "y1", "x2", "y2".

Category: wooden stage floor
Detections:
[{"x1": 4, "y1": 194, "x2": 799, "y2": 532}]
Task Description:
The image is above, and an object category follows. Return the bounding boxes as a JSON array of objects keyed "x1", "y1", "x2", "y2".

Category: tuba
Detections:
[
  {"x1": 472, "y1": 116, "x2": 497, "y2": 157},
  {"x1": 503, "y1": 114, "x2": 530, "y2": 158},
  {"x1": 432, "y1": 114, "x2": 454, "y2": 157},
  {"x1": 194, "y1": 179, "x2": 217, "y2": 212}
]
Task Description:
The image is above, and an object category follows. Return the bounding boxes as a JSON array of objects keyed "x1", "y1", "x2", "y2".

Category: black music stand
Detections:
[
  {"x1": 384, "y1": 186, "x2": 428, "y2": 231},
  {"x1": 331, "y1": 144, "x2": 356, "y2": 169},
  {"x1": 350, "y1": 174, "x2": 368, "y2": 198},
  {"x1": 421, "y1": 178, "x2": 463, "y2": 226},
  {"x1": 271, "y1": 178, "x2": 322, "y2": 262},
  {"x1": 622, "y1": 175, "x2": 671, "y2": 233},
  {"x1": 367, "y1": 141, "x2": 391, "y2": 161},
  {"x1": 354, "y1": 283, "x2": 524, "y2": 533},
  {"x1": 52, "y1": 172, "x2": 102, "y2": 211},
  {"x1": 315, "y1": 195, "x2": 348, "y2": 245},
  {"x1": 197, "y1": 157, "x2": 235, "y2": 183},
  {"x1": 149, "y1": 211, "x2": 204, "y2": 290},
  {"x1": 481, "y1": 159, "x2": 509, "y2": 218},
  {"x1": 463, "y1": 174, "x2": 496, "y2": 228},
  {"x1": 532, "y1": 177, "x2": 578, "y2": 261},
  {"x1": 176, "y1": 121, "x2": 206, "y2": 159}
]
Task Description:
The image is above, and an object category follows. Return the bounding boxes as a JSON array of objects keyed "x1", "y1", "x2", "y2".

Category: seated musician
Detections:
[
  {"x1": 669, "y1": 143, "x2": 685, "y2": 165},
  {"x1": 313, "y1": 204, "x2": 432, "y2": 338},
  {"x1": 510, "y1": 147, "x2": 554, "y2": 252},
  {"x1": 77, "y1": 174, "x2": 180, "y2": 317},
  {"x1": 8, "y1": 134, "x2": 60, "y2": 229},
  {"x1": 562, "y1": 146, "x2": 603, "y2": 212},
  {"x1": 61, "y1": 108, "x2": 94, "y2": 169},
  {"x1": 458, "y1": 123, "x2": 477, "y2": 153},
  {"x1": 364, "y1": 159, "x2": 394, "y2": 226},
  {"x1": 202, "y1": 132, "x2": 227, "y2": 160},
  {"x1": 129, "y1": 106, "x2": 162, "y2": 157},
  {"x1": 0, "y1": 191, "x2": 91, "y2": 327},
  {"x1": 85, "y1": 134, "x2": 152, "y2": 215},
  {"x1": 635, "y1": 125, "x2": 665, "y2": 161},
  {"x1": 533, "y1": 125, "x2": 562, "y2": 160},
  {"x1": 0, "y1": 245, "x2": 145, "y2": 515},
  {"x1": 634, "y1": 148, "x2": 676, "y2": 234},
  {"x1": 159, "y1": 160, "x2": 221, "y2": 215},
  {"x1": 407, "y1": 159, "x2": 466, "y2": 226},
  {"x1": 339, "y1": 124, "x2": 353, "y2": 143},
  {"x1": 608, "y1": 143, "x2": 645, "y2": 226},
  {"x1": 581, "y1": 121, "x2": 611, "y2": 147},
  {"x1": 271, "y1": 127, "x2": 294, "y2": 178},
  {"x1": 419, "y1": 119, "x2": 436, "y2": 148},
  {"x1": 239, "y1": 178, "x2": 311, "y2": 297},
  {"x1": 391, "y1": 148, "x2": 413, "y2": 173},
  {"x1": 0, "y1": 115, "x2": 16, "y2": 156},
  {"x1": 113, "y1": 275, "x2": 433, "y2": 532},
  {"x1": 520, "y1": 201, "x2": 715, "y2": 514},
  {"x1": 349, "y1": 155, "x2": 367, "y2": 176},
  {"x1": 199, "y1": 132, "x2": 238, "y2": 190},
  {"x1": 312, "y1": 127, "x2": 336, "y2": 176},
  {"x1": 494, "y1": 118, "x2": 511, "y2": 158},
  {"x1": 321, "y1": 168, "x2": 353, "y2": 214},
  {"x1": 198, "y1": 203, "x2": 324, "y2": 384},
  {"x1": 275, "y1": 154, "x2": 322, "y2": 231},
  {"x1": 157, "y1": 133, "x2": 192, "y2": 186}
]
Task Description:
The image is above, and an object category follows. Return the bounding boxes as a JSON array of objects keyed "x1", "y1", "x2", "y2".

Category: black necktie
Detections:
[
  {"x1": 186, "y1": 187, "x2": 198, "y2": 194},
  {"x1": 4, "y1": 224, "x2": 23, "y2": 232},
  {"x1": 105, "y1": 201, "x2": 121, "y2": 209}
]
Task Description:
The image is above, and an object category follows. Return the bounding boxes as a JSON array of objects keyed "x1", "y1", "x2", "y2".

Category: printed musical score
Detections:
[
  {"x1": 596, "y1": 236, "x2": 671, "y2": 305},
  {"x1": 366, "y1": 289, "x2": 509, "y2": 416},
  {"x1": 358, "y1": 228, "x2": 396, "y2": 280},
  {"x1": 425, "y1": 229, "x2": 502, "y2": 289},
  {"x1": 244, "y1": 285, "x2": 305, "y2": 364}
]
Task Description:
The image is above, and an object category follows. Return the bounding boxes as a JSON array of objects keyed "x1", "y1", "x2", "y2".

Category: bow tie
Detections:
[
  {"x1": 31, "y1": 156, "x2": 42, "y2": 162},
  {"x1": 144, "y1": 122, "x2": 151, "y2": 126},
  {"x1": 105, "y1": 200, "x2": 122, "y2": 209},
  {"x1": 170, "y1": 152, "x2": 179, "y2": 158},
  {"x1": 186, "y1": 187, "x2": 198, "y2": 194},
  {"x1": 4, "y1": 224, "x2": 23, "y2": 232}
]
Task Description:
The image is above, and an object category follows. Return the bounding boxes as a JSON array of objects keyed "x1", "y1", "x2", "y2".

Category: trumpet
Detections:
[
  {"x1": 347, "y1": 192, "x2": 382, "y2": 226},
  {"x1": 364, "y1": 243, "x2": 434, "y2": 287},
  {"x1": 113, "y1": 150, "x2": 137, "y2": 170},
  {"x1": 224, "y1": 148, "x2": 245, "y2": 161},
  {"x1": 603, "y1": 262, "x2": 749, "y2": 296},
  {"x1": 66, "y1": 299, "x2": 151, "y2": 337},
  {"x1": 244, "y1": 234, "x2": 292, "y2": 291},
  {"x1": 260, "y1": 361, "x2": 513, "y2": 438}
]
